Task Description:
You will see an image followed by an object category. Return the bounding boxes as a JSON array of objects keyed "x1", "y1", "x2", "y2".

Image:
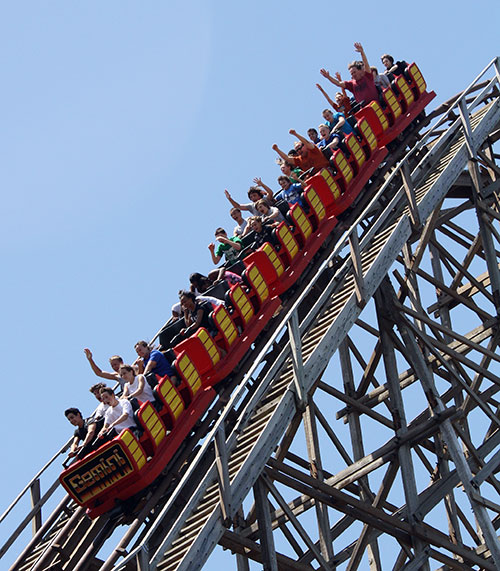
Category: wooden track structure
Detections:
[{"x1": 2, "y1": 58, "x2": 500, "y2": 570}]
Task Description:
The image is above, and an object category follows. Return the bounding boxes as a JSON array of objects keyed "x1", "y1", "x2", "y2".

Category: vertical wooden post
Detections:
[
  {"x1": 302, "y1": 399, "x2": 333, "y2": 563},
  {"x1": 253, "y1": 477, "x2": 278, "y2": 571},
  {"x1": 339, "y1": 340, "x2": 382, "y2": 571},
  {"x1": 375, "y1": 285, "x2": 430, "y2": 571},
  {"x1": 30, "y1": 479, "x2": 42, "y2": 536}
]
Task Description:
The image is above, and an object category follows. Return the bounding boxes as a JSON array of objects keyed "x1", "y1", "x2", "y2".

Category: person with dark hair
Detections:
[
  {"x1": 134, "y1": 340, "x2": 176, "y2": 380},
  {"x1": 273, "y1": 129, "x2": 330, "y2": 178},
  {"x1": 224, "y1": 184, "x2": 273, "y2": 216},
  {"x1": 208, "y1": 228, "x2": 242, "y2": 265},
  {"x1": 97, "y1": 388, "x2": 137, "y2": 440},
  {"x1": 322, "y1": 109, "x2": 353, "y2": 137},
  {"x1": 83, "y1": 349, "x2": 126, "y2": 388},
  {"x1": 275, "y1": 176, "x2": 304, "y2": 207},
  {"x1": 278, "y1": 159, "x2": 303, "y2": 185},
  {"x1": 371, "y1": 66, "x2": 390, "y2": 89},
  {"x1": 247, "y1": 216, "x2": 277, "y2": 250},
  {"x1": 190, "y1": 271, "x2": 241, "y2": 293},
  {"x1": 120, "y1": 364, "x2": 155, "y2": 404},
  {"x1": 65, "y1": 408, "x2": 98, "y2": 459},
  {"x1": 189, "y1": 272, "x2": 212, "y2": 293},
  {"x1": 380, "y1": 54, "x2": 409, "y2": 82},
  {"x1": 320, "y1": 42, "x2": 379, "y2": 106},
  {"x1": 171, "y1": 291, "x2": 217, "y2": 345},
  {"x1": 89, "y1": 382, "x2": 109, "y2": 421},
  {"x1": 171, "y1": 287, "x2": 224, "y2": 320},
  {"x1": 255, "y1": 199, "x2": 285, "y2": 225},
  {"x1": 307, "y1": 128, "x2": 320, "y2": 145}
]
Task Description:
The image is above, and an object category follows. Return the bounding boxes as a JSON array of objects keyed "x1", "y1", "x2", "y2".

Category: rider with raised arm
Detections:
[
  {"x1": 83, "y1": 348, "x2": 126, "y2": 388},
  {"x1": 320, "y1": 42, "x2": 379, "y2": 106},
  {"x1": 272, "y1": 129, "x2": 329, "y2": 178}
]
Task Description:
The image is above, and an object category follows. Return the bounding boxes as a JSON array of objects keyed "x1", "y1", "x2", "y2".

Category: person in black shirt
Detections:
[
  {"x1": 65, "y1": 407, "x2": 97, "y2": 459},
  {"x1": 380, "y1": 54, "x2": 408, "y2": 82},
  {"x1": 171, "y1": 291, "x2": 216, "y2": 346},
  {"x1": 247, "y1": 216, "x2": 276, "y2": 250}
]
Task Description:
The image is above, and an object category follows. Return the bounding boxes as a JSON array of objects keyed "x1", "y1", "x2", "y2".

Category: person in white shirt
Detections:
[
  {"x1": 120, "y1": 365, "x2": 155, "y2": 404},
  {"x1": 98, "y1": 388, "x2": 137, "y2": 441},
  {"x1": 88, "y1": 382, "x2": 109, "y2": 422},
  {"x1": 230, "y1": 207, "x2": 249, "y2": 237}
]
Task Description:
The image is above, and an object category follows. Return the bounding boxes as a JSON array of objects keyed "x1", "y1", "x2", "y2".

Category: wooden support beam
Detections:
[
  {"x1": 253, "y1": 477, "x2": 278, "y2": 571},
  {"x1": 265, "y1": 459, "x2": 496, "y2": 570},
  {"x1": 219, "y1": 530, "x2": 314, "y2": 571}
]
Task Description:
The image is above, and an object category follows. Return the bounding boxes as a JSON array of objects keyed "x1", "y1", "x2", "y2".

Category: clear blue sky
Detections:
[{"x1": 1, "y1": 1, "x2": 499, "y2": 568}]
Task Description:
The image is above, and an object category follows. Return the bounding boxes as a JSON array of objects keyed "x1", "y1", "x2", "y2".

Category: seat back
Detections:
[
  {"x1": 245, "y1": 246, "x2": 283, "y2": 282},
  {"x1": 304, "y1": 184, "x2": 328, "y2": 225},
  {"x1": 381, "y1": 87, "x2": 402, "y2": 124},
  {"x1": 395, "y1": 75, "x2": 415, "y2": 109},
  {"x1": 155, "y1": 375, "x2": 185, "y2": 429},
  {"x1": 136, "y1": 401, "x2": 167, "y2": 452},
  {"x1": 243, "y1": 262, "x2": 271, "y2": 307},
  {"x1": 331, "y1": 150, "x2": 354, "y2": 191},
  {"x1": 289, "y1": 204, "x2": 313, "y2": 244},
  {"x1": 174, "y1": 350, "x2": 204, "y2": 402},
  {"x1": 407, "y1": 62, "x2": 427, "y2": 97},
  {"x1": 211, "y1": 305, "x2": 239, "y2": 351},
  {"x1": 274, "y1": 222, "x2": 300, "y2": 264},
  {"x1": 345, "y1": 134, "x2": 366, "y2": 171},
  {"x1": 196, "y1": 328, "x2": 221, "y2": 368},
  {"x1": 356, "y1": 101, "x2": 389, "y2": 142},
  {"x1": 228, "y1": 284, "x2": 255, "y2": 327},
  {"x1": 356, "y1": 117, "x2": 378, "y2": 158}
]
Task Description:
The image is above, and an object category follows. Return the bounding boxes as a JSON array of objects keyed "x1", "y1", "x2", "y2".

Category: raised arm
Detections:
[
  {"x1": 354, "y1": 42, "x2": 370, "y2": 73},
  {"x1": 316, "y1": 84, "x2": 338, "y2": 111},
  {"x1": 208, "y1": 243, "x2": 222, "y2": 265},
  {"x1": 253, "y1": 177, "x2": 274, "y2": 200},
  {"x1": 289, "y1": 129, "x2": 315, "y2": 150},
  {"x1": 320, "y1": 68, "x2": 345, "y2": 89},
  {"x1": 84, "y1": 348, "x2": 119, "y2": 381},
  {"x1": 334, "y1": 72, "x2": 349, "y2": 100},
  {"x1": 272, "y1": 144, "x2": 297, "y2": 166},
  {"x1": 224, "y1": 189, "x2": 242, "y2": 210}
]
